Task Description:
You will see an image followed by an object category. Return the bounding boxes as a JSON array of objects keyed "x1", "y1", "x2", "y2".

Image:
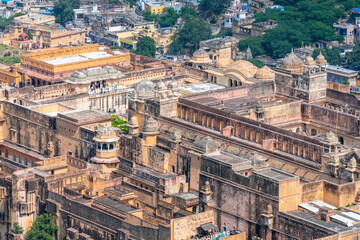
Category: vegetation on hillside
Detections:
[
  {"x1": 0, "y1": 44, "x2": 27, "y2": 65},
  {"x1": 199, "y1": 0, "x2": 232, "y2": 18},
  {"x1": 238, "y1": 0, "x2": 352, "y2": 59},
  {"x1": 0, "y1": 12, "x2": 25, "y2": 26}
]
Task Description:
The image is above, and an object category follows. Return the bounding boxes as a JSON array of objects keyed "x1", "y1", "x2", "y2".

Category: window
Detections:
[
  {"x1": 311, "y1": 129, "x2": 317, "y2": 136},
  {"x1": 102, "y1": 143, "x2": 108, "y2": 150},
  {"x1": 13, "y1": 152, "x2": 16, "y2": 161},
  {"x1": 109, "y1": 143, "x2": 114, "y2": 150}
]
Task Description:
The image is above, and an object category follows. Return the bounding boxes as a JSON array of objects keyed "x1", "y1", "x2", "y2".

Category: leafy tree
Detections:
[
  {"x1": 144, "y1": 11, "x2": 160, "y2": 22},
  {"x1": 111, "y1": 115, "x2": 127, "y2": 132},
  {"x1": 211, "y1": 29, "x2": 232, "y2": 39},
  {"x1": 312, "y1": 47, "x2": 341, "y2": 65},
  {"x1": 135, "y1": 36, "x2": 156, "y2": 58},
  {"x1": 125, "y1": 0, "x2": 136, "y2": 8},
  {"x1": 25, "y1": 32, "x2": 33, "y2": 40},
  {"x1": 346, "y1": 44, "x2": 360, "y2": 66},
  {"x1": 13, "y1": 222, "x2": 24, "y2": 234},
  {"x1": 238, "y1": 37, "x2": 266, "y2": 57},
  {"x1": 199, "y1": 0, "x2": 232, "y2": 17},
  {"x1": 180, "y1": 5, "x2": 197, "y2": 21},
  {"x1": 210, "y1": 16, "x2": 217, "y2": 24},
  {"x1": 159, "y1": 8, "x2": 179, "y2": 28},
  {"x1": 246, "y1": 59, "x2": 265, "y2": 68},
  {"x1": 109, "y1": 0, "x2": 119, "y2": 4},
  {"x1": 25, "y1": 214, "x2": 58, "y2": 240},
  {"x1": 170, "y1": 19, "x2": 211, "y2": 54},
  {"x1": 53, "y1": 0, "x2": 80, "y2": 26}
]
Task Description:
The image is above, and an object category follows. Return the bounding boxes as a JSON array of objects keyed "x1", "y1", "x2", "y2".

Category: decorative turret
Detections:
[
  {"x1": 91, "y1": 126, "x2": 120, "y2": 168},
  {"x1": 315, "y1": 51, "x2": 327, "y2": 66},
  {"x1": 305, "y1": 55, "x2": 317, "y2": 67},
  {"x1": 255, "y1": 66, "x2": 275, "y2": 81},
  {"x1": 142, "y1": 117, "x2": 159, "y2": 146},
  {"x1": 127, "y1": 115, "x2": 140, "y2": 135}
]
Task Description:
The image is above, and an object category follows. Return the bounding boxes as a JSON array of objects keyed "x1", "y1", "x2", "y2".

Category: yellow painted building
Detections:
[
  {"x1": 144, "y1": 2, "x2": 166, "y2": 14},
  {"x1": 0, "y1": 68, "x2": 21, "y2": 86}
]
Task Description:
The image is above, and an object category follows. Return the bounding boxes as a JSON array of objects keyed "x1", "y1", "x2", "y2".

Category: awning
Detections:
[{"x1": 200, "y1": 222, "x2": 216, "y2": 231}]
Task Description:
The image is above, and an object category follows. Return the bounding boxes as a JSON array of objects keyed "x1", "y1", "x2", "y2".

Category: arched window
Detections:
[
  {"x1": 24, "y1": 158, "x2": 28, "y2": 166},
  {"x1": 338, "y1": 137, "x2": 344, "y2": 145},
  {"x1": 31, "y1": 161, "x2": 35, "y2": 167},
  {"x1": 97, "y1": 143, "x2": 101, "y2": 150},
  {"x1": 102, "y1": 143, "x2": 108, "y2": 150},
  {"x1": 109, "y1": 143, "x2": 114, "y2": 150}
]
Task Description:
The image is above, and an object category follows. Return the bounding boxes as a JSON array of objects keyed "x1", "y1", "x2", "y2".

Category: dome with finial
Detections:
[
  {"x1": 255, "y1": 66, "x2": 275, "y2": 80},
  {"x1": 128, "y1": 115, "x2": 139, "y2": 126},
  {"x1": 191, "y1": 49, "x2": 211, "y2": 64},
  {"x1": 142, "y1": 117, "x2": 159, "y2": 134},
  {"x1": 155, "y1": 81, "x2": 166, "y2": 90},
  {"x1": 281, "y1": 49, "x2": 303, "y2": 67},
  {"x1": 96, "y1": 126, "x2": 117, "y2": 138},
  {"x1": 193, "y1": 49, "x2": 209, "y2": 58},
  {"x1": 315, "y1": 51, "x2": 327, "y2": 65},
  {"x1": 305, "y1": 55, "x2": 316, "y2": 67}
]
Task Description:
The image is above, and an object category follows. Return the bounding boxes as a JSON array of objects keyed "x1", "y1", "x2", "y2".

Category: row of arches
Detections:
[{"x1": 178, "y1": 105, "x2": 322, "y2": 163}]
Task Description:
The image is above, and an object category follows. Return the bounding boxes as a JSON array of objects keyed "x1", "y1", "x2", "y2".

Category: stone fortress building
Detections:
[{"x1": 1, "y1": 45, "x2": 360, "y2": 240}]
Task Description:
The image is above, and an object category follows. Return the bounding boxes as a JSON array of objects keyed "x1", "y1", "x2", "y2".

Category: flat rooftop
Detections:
[
  {"x1": 286, "y1": 210, "x2": 351, "y2": 232},
  {"x1": 326, "y1": 65, "x2": 358, "y2": 74},
  {"x1": 254, "y1": 168, "x2": 297, "y2": 181},
  {"x1": 204, "y1": 151, "x2": 253, "y2": 171},
  {"x1": 180, "y1": 83, "x2": 225, "y2": 93},
  {"x1": 57, "y1": 109, "x2": 111, "y2": 124},
  {"x1": 42, "y1": 52, "x2": 114, "y2": 66},
  {"x1": 96, "y1": 198, "x2": 137, "y2": 213}
]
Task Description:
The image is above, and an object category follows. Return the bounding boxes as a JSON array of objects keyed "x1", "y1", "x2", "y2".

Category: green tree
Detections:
[
  {"x1": 109, "y1": 0, "x2": 119, "y2": 4},
  {"x1": 180, "y1": 5, "x2": 197, "y2": 21},
  {"x1": 238, "y1": 37, "x2": 266, "y2": 57},
  {"x1": 159, "y1": 8, "x2": 179, "y2": 28},
  {"x1": 125, "y1": 0, "x2": 136, "y2": 7},
  {"x1": 170, "y1": 19, "x2": 211, "y2": 54},
  {"x1": 25, "y1": 214, "x2": 58, "y2": 240},
  {"x1": 144, "y1": 11, "x2": 160, "y2": 22},
  {"x1": 135, "y1": 36, "x2": 156, "y2": 58},
  {"x1": 312, "y1": 47, "x2": 341, "y2": 65},
  {"x1": 13, "y1": 222, "x2": 24, "y2": 234},
  {"x1": 199, "y1": 0, "x2": 231, "y2": 17},
  {"x1": 53, "y1": 0, "x2": 80, "y2": 26},
  {"x1": 246, "y1": 59, "x2": 265, "y2": 68},
  {"x1": 346, "y1": 44, "x2": 360, "y2": 66},
  {"x1": 111, "y1": 115, "x2": 127, "y2": 132}
]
